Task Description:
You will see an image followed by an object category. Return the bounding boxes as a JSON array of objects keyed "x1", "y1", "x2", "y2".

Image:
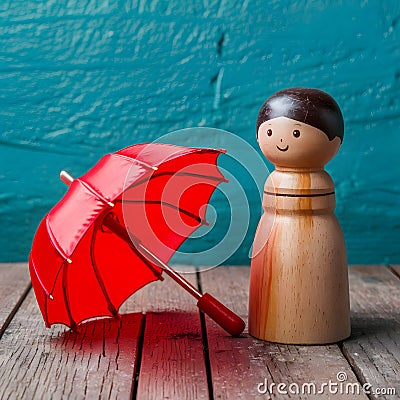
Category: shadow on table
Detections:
[
  {"x1": 48, "y1": 311, "x2": 207, "y2": 353},
  {"x1": 48, "y1": 312, "x2": 143, "y2": 354}
]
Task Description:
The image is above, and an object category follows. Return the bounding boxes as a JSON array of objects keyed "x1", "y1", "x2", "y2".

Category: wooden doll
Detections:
[{"x1": 249, "y1": 88, "x2": 350, "y2": 344}]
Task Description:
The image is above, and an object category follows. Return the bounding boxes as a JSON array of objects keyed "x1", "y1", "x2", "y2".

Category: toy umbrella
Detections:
[{"x1": 29, "y1": 143, "x2": 245, "y2": 336}]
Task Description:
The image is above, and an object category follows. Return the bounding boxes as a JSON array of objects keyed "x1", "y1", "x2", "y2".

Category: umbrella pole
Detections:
[
  {"x1": 130, "y1": 237, "x2": 202, "y2": 300},
  {"x1": 60, "y1": 171, "x2": 245, "y2": 336}
]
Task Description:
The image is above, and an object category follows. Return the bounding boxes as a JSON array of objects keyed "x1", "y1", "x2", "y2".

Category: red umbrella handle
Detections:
[{"x1": 197, "y1": 293, "x2": 245, "y2": 336}]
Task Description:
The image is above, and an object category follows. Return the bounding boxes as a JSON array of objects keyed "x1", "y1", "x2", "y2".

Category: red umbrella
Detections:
[{"x1": 29, "y1": 143, "x2": 245, "y2": 336}]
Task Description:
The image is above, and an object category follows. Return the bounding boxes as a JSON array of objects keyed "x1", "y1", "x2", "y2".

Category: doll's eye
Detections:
[
  {"x1": 267, "y1": 129, "x2": 272, "y2": 136},
  {"x1": 293, "y1": 129, "x2": 300, "y2": 138}
]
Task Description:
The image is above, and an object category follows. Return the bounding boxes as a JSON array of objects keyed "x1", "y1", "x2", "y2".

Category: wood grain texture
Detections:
[
  {"x1": 1, "y1": 1, "x2": 400, "y2": 266},
  {"x1": 0, "y1": 291, "x2": 143, "y2": 399},
  {"x1": 136, "y1": 267, "x2": 209, "y2": 400},
  {"x1": 200, "y1": 266, "x2": 366, "y2": 399},
  {"x1": 249, "y1": 167, "x2": 350, "y2": 344},
  {"x1": 0, "y1": 263, "x2": 31, "y2": 336},
  {"x1": 342, "y1": 266, "x2": 400, "y2": 400}
]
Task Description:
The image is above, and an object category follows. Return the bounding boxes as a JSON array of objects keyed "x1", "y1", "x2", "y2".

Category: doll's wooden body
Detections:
[{"x1": 248, "y1": 88, "x2": 350, "y2": 344}]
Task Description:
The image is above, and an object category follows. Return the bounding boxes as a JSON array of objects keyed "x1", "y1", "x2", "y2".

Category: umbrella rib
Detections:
[
  {"x1": 43, "y1": 292, "x2": 50, "y2": 328},
  {"x1": 77, "y1": 179, "x2": 114, "y2": 207},
  {"x1": 113, "y1": 153, "x2": 158, "y2": 171},
  {"x1": 48, "y1": 263, "x2": 64, "y2": 299},
  {"x1": 30, "y1": 255, "x2": 51, "y2": 297},
  {"x1": 30, "y1": 254, "x2": 62, "y2": 301},
  {"x1": 126, "y1": 171, "x2": 226, "y2": 191},
  {"x1": 61, "y1": 261, "x2": 77, "y2": 331},
  {"x1": 90, "y1": 221, "x2": 119, "y2": 317},
  {"x1": 115, "y1": 199, "x2": 204, "y2": 225},
  {"x1": 46, "y1": 218, "x2": 72, "y2": 263}
]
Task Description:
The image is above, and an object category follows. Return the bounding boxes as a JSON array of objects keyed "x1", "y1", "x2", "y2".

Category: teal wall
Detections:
[{"x1": 1, "y1": 1, "x2": 399, "y2": 264}]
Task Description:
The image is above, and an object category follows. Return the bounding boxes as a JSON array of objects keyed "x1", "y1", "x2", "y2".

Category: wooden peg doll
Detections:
[{"x1": 249, "y1": 88, "x2": 350, "y2": 344}]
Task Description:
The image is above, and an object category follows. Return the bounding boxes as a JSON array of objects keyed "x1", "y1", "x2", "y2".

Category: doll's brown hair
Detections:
[{"x1": 256, "y1": 88, "x2": 344, "y2": 142}]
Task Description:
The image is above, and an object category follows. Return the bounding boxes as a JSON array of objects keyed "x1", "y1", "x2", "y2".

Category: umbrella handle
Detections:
[{"x1": 197, "y1": 293, "x2": 245, "y2": 337}]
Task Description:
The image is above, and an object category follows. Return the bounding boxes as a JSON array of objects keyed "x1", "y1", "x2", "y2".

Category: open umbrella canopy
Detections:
[{"x1": 29, "y1": 143, "x2": 244, "y2": 335}]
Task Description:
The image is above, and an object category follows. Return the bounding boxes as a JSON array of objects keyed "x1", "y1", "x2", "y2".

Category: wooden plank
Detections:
[
  {"x1": 135, "y1": 266, "x2": 209, "y2": 400},
  {"x1": 0, "y1": 287, "x2": 144, "y2": 399},
  {"x1": 0, "y1": 263, "x2": 31, "y2": 336},
  {"x1": 200, "y1": 266, "x2": 368, "y2": 399},
  {"x1": 342, "y1": 266, "x2": 400, "y2": 400}
]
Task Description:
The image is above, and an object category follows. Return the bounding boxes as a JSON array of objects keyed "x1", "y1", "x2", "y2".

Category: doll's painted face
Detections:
[{"x1": 257, "y1": 117, "x2": 341, "y2": 169}]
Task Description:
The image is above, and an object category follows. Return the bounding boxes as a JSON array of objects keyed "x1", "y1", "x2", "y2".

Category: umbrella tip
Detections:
[
  {"x1": 108, "y1": 201, "x2": 115, "y2": 207},
  {"x1": 49, "y1": 294, "x2": 54, "y2": 300},
  {"x1": 67, "y1": 258, "x2": 72, "y2": 264},
  {"x1": 60, "y1": 170, "x2": 74, "y2": 186},
  {"x1": 152, "y1": 166, "x2": 158, "y2": 170}
]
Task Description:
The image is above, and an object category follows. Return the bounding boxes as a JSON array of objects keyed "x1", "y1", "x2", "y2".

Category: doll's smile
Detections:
[
  {"x1": 258, "y1": 116, "x2": 342, "y2": 168},
  {"x1": 276, "y1": 145, "x2": 289, "y2": 152}
]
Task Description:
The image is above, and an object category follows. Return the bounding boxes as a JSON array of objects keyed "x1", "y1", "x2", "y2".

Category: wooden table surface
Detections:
[{"x1": 0, "y1": 264, "x2": 399, "y2": 400}]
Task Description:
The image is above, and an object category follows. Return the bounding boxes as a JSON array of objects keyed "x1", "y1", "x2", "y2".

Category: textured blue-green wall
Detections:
[{"x1": 1, "y1": 1, "x2": 399, "y2": 264}]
